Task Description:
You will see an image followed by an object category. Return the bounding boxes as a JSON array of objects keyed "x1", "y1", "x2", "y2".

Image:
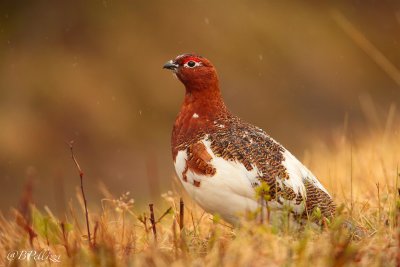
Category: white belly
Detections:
[{"x1": 174, "y1": 140, "x2": 260, "y2": 224}]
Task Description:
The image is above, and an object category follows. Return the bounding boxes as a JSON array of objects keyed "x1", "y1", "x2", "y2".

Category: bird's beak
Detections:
[{"x1": 163, "y1": 60, "x2": 178, "y2": 70}]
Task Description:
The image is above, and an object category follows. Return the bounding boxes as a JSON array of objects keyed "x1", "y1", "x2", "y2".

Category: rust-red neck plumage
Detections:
[{"x1": 179, "y1": 75, "x2": 229, "y2": 129}]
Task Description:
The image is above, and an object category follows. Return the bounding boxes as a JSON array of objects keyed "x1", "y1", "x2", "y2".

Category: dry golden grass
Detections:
[{"x1": 1, "y1": 122, "x2": 399, "y2": 267}]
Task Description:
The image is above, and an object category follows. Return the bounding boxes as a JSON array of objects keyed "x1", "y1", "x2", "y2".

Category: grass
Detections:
[{"x1": 0, "y1": 123, "x2": 399, "y2": 267}]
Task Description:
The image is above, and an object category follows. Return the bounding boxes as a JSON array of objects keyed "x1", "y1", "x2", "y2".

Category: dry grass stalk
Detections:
[
  {"x1": 93, "y1": 220, "x2": 99, "y2": 248},
  {"x1": 60, "y1": 221, "x2": 70, "y2": 257},
  {"x1": 331, "y1": 9, "x2": 400, "y2": 87}
]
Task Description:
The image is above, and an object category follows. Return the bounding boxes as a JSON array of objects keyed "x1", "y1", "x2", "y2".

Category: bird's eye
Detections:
[{"x1": 183, "y1": 60, "x2": 201, "y2": 68}]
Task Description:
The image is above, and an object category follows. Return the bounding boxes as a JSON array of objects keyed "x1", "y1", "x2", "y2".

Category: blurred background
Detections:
[{"x1": 0, "y1": 0, "x2": 399, "y2": 213}]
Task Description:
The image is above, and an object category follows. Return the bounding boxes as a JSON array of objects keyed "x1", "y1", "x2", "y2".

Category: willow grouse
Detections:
[{"x1": 164, "y1": 54, "x2": 335, "y2": 225}]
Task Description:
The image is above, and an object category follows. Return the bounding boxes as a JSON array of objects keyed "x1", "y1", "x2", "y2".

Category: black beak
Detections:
[{"x1": 163, "y1": 60, "x2": 178, "y2": 70}]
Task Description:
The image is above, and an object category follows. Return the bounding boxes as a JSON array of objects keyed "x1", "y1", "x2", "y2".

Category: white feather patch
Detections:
[
  {"x1": 281, "y1": 149, "x2": 330, "y2": 198},
  {"x1": 174, "y1": 137, "x2": 261, "y2": 224}
]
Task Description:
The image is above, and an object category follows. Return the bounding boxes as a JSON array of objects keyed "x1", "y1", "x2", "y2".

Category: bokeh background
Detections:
[{"x1": 1, "y1": 0, "x2": 400, "y2": 213}]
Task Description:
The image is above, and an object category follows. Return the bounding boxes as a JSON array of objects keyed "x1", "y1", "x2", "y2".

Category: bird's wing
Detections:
[
  {"x1": 206, "y1": 118, "x2": 335, "y2": 217},
  {"x1": 280, "y1": 148, "x2": 331, "y2": 200}
]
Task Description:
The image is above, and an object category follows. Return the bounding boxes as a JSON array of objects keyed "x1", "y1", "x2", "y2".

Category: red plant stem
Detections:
[
  {"x1": 179, "y1": 198, "x2": 184, "y2": 231},
  {"x1": 69, "y1": 141, "x2": 91, "y2": 247},
  {"x1": 149, "y1": 204, "x2": 157, "y2": 242}
]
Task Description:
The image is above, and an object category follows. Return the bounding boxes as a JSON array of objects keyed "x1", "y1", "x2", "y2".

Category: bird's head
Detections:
[{"x1": 163, "y1": 54, "x2": 218, "y2": 91}]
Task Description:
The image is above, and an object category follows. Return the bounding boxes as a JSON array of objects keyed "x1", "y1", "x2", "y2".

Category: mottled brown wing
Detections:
[{"x1": 207, "y1": 117, "x2": 336, "y2": 219}]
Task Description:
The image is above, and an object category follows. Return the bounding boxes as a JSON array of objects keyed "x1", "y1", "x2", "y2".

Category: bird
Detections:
[{"x1": 163, "y1": 54, "x2": 335, "y2": 225}]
